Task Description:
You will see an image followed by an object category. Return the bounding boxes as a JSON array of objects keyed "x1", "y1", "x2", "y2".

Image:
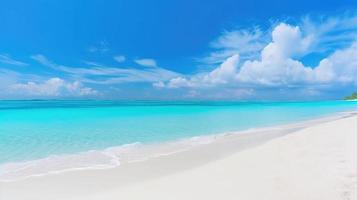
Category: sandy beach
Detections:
[
  {"x1": 1, "y1": 112, "x2": 357, "y2": 200},
  {"x1": 1, "y1": 1, "x2": 357, "y2": 199}
]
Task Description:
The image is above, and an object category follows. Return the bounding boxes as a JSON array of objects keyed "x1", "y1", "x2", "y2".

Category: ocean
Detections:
[{"x1": 1, "y1": 100, "x2": 357, "y2": 180}]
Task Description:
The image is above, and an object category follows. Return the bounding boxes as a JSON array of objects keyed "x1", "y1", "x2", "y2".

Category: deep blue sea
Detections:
[{"x1": 1, "y1": 100, "x2": 357, "y2": 165}]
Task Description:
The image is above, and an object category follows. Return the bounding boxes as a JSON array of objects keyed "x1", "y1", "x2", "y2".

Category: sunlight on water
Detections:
[{"x1": 0, "y1": 100, "x2": 356, "y2": 164}]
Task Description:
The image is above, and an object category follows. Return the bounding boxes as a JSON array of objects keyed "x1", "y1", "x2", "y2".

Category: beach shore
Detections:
[{"x1": 1, "y1": 112, "x2": 357, "y2": 200}]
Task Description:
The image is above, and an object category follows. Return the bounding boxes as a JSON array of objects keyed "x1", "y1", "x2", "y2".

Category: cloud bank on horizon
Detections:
[{"x1": 0, "y1": 10, "x2": 357, "y2": 100}]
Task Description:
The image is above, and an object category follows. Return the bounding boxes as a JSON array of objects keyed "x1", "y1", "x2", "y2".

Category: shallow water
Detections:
[{"x1": 1, "y1": 100, "x2": 357, "y2": 165}]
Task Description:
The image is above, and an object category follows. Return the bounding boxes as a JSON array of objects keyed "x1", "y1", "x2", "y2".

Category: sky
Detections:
[{"x1": 0, "y1": 0, "x2": 357, "y2": 100}]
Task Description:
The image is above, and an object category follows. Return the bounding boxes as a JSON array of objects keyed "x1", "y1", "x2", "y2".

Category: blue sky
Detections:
[{"x1": 0, "y1": 0, "x2": 357, "y2": 100}]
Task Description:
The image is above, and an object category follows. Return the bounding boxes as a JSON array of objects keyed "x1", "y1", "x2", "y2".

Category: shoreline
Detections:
[
  {"x1": 1, "y1": 110, "x2": 356, "y2": 182},
  {"x1": 2, "y1": 110, "x2": 357, "y2": 200}
]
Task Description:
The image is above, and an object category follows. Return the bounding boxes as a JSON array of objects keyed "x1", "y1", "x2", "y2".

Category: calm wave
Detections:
[{"x1": 1, "y1": 100, "x2": 357, "y2": 165}]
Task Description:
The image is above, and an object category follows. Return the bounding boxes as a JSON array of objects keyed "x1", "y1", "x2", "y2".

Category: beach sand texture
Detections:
[{"x1": 1, "y1": 114, "x2": 357, "y2": 200}]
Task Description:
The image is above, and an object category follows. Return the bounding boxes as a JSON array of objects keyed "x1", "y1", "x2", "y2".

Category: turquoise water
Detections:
[{"x1": 1, "y1": 100, "x2": 357, "y2": 164}]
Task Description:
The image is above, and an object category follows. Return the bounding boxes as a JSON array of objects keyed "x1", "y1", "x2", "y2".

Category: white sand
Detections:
[{"x1": 1, "y1": 113, "x2": 357, "y2": 200}]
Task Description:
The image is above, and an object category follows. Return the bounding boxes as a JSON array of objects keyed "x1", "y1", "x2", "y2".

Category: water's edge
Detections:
[{"x1": 1, "y1": 110, "x2": 356, "y2": 182}]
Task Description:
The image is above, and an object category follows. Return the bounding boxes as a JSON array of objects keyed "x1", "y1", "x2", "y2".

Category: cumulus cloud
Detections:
[
  {"x1": 313, "y1": 43, "x2": 357, "y2": 84},
  {"x1": 10, "y1": 78, "x2": 98, "y2": 97},
  {"x1": 236, "y1": 23, "x2": 314, "y2": 86},
  {"x1": 157, "y1": 22, "x2": 357, "y2": 91},
  {"x1": 201, "y1": 13, "x2": 357, "y2": 67},
  {"x1": 0, "y1": 54, "x2": 28, "y2": 66},
  {"x1": 161, "y1": 54, "x2": 240, "y2": 88},
  {"x1": 237, "y1": 23, "x2": 357, "y2": 86},
  {"x1": 134, "y1": 58, "x2": 157, "y2": 67}
]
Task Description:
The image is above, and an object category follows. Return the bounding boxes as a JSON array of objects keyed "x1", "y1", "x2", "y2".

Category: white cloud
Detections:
[
  {"x1": 113, "y1": 55, "x2": 126, "y2": 63},
  {"x1": 152, "y1": 81, "x2": 165, "y2": 88},
  {"x1": 200, "y1": 13, "x2": 357, "y2": 67},
  {"x1": 200, "y1": 27, "x2": 268, "y2": 65},
  {"x1": 313, "y1": 42, "x2": 357, "y2": 84},
  {"x1": 157, "y1": 22, "x2": 357, "y2": 91},
  {"x1": 206, "y1": 54, "x2": 240, "y2": 84},
  {"x1": 0, "y1": 54, "x2": 28, "y2": 66},
  {"x1": 236, "y1": 23, "x2": 314, "y2": 86},
  {"x1": 134, "y1": 58, "x2": 157, "y2": 67},
  {"x1": 301, "y1": 13, "x2": 357, "y2": 53},
  {"x1": 158, "y1": 54, "x2": 240, "y2": 88},
  {"x1": 236, "y1": 23, "x2": 357, "y2": 86},
  {"x1": 267, "y1": 23, "x2": 312, "y2": 58},
  {"x1": 10, "y1": 78, "x2": 98, "y2": 97},
  {"x1": 165, "y1": 77, "x2": 196, "y2": 88},
  {"x1": 31, "y1": 54, "x2": 180, "y2": 84}
]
